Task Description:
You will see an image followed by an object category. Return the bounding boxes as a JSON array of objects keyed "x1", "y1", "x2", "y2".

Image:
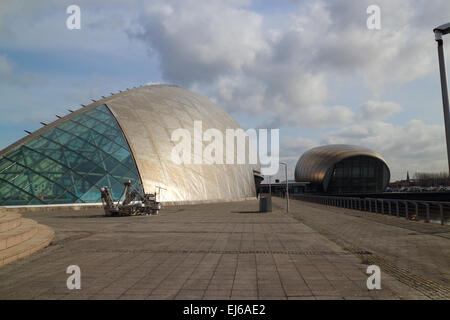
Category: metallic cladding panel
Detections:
[
  {"x1": 103, "y1": 85, "x2": 259, "y2": 203},
  {"x1": 294, "y1": 144, "x2": 390, "y2": 191}
]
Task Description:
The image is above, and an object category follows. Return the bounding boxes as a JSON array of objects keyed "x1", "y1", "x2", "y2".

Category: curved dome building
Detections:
[
  {"x1": 0, "y1": 85, "x2": 260, "y2": 206},
  {"x1": 294, "y1": 144, "x2": 390, "y2": 194}
]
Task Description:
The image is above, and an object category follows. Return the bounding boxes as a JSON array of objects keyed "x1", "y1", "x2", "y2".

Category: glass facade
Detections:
[
  {"x1": 328, "y1": 156, "x2": 386, "y2": 194},
  {"x1": 0, "y1": 104, "x2": 142, "y2": 205}
]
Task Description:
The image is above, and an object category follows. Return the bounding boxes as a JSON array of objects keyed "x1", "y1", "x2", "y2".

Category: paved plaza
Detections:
[{"x1": 0, "y1": 197, "x2": 449, "y2": 300}]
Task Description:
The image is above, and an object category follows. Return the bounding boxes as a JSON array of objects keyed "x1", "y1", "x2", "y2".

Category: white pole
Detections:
[
  {"x1": 269, "y1": 176, "x2": 272, "y2": 196},
  {"x1": 280, "y1": 162, "x2": 289, "y2": 213},
  {"x1": 285, "y1": 164, "x2": 289, "y2": 213}
]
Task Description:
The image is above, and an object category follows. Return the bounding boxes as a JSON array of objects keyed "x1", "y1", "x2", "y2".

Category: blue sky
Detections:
[{"x1": 1, "y1": 0, "x2": 450, "y2": 180}]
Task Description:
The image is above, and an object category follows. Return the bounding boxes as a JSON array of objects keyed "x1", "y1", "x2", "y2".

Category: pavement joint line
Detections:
[
  {"x1": 65, "y1": 248, "x2": 364, "y2": 256},
  {"x1": 229, "y1": 233, "x2": 241, "y2": 298},
  {"x1": 272, "y1": 229, "x2": 289, "y2": 299},
  {"x1": 117, "y1": 253, "x2": 163, "y2": 299},
  {"x1": 292, "y1": 207, "x2": 450, "y2": 300},
  {"x1": 148, "y1": 248, "x2": 199, "y2": 299},
  {"x1": 202, "y1": 237, "x2": 229, "y2": 299},
  {"x1": 253, "y1": 230, "x2": 260, "y2": 300},
  {"x1": 58, "y1": 250, "x2": 138, "y2": 300}
]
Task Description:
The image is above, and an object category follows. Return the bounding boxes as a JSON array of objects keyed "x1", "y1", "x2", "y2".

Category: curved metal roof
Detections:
[
  {"x1": 1, "y1": 85, "x2": 260, "y2": 204},
  {"x1": 106, "y1": 85, "x2": 260, "y2": 203},
  {"x1": 294, "y1": 144, "x2": 390, "y2": 190}
]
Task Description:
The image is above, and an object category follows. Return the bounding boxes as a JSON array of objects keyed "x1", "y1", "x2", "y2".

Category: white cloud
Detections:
[
  {"x1": 127, "y1": 0, "x2": 450, "y2": 177},
  {"x1": 0, "y1": 54, "x2": 46, "y2": 87},
  {"x1": 133, "y1": 0, "x2": 267, "y2": 84},
  {"x1": 0, "y1": 0, "x2": 147, "y2": 61},
  {"x1": 360, "y1": 101, "x2": 403, "y2": 121},
  {"x1": 324, "y1": 119, "x2": 447, "y2": 180},
  {"x1": 282, "y1": 136, "x2": 319, "y2": 157},
  {"x1": 0, "y1": 55, "x2": 13, "y2": 81},
  {"x1": 130, "y1": 0, "x2": 448, "y2": 128},
  {"x1": 270, "y1": 118, "x2": 448, "y2": 181},
  {"x1": 0, "y1": 0, "x2": 448, "y2": 177}
]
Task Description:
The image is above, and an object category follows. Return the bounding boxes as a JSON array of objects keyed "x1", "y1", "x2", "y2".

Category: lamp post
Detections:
[
  {"x1": 280, "y1": 162, "x2": 289, "y2": 213},
  {"x1": 434, "y1": 22, "x2": 450, "y2": 174}
]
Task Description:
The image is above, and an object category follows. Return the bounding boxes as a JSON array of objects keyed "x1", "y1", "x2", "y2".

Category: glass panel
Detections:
[
  {"x1": 64, "y1": 121, "x2": 89, "y2": 136},
  {"x1": 0, "y1": 104, "x2": 142, "y2": 205},
  {"x1": 92, "y1": 121, "x2": 110, "y2": 135},
  {"x1": 110, "y1": 163, "x2": 131, "y2": 181},
  {"x1": 112, "y1": 147, "x2": 131, "y2": 163},
  {"x1": 0, "y1": 187, "x2": 33, "y2": 206},
  {"x1": 328, "y1": 156, "x2": 386, "y2": 194},
  {"x1": 123, "y1": 170, "x2": 141, "y2": 187},
  {"x1": 110, "y1": 179, "x2": 127, "y2": 200},
  {"x1": 41, "y1": 128, "x2": 65, "y2": 140},
  {"x1": 58, "y1": 120, "x2": 78, "y2": 132},
  {"x1": 75, "y1": 114, "x2": 97, "y2": 128},
  {"x1": 121, "y1": 154, "x2": 137, "y2": 170},
  {"x1": 1, "y1": 162, "x2": 23, "y2": 175},
  {"x1": 63, "y1": 150, "x2": 87, "y2": 168},
  {"x1": 95, "y1": 104, "x2": 110, "y2": 114},
  {"x1": 100, "y1": 116, "x2": 120, "y2": 129},
  {"x1": 0, "y1": 181, "x2": 18, "y2": 201},
  {"x1": 111, "y1": 135, "x2": 129, "y2": 149},
  {"x1": 66, "y1": 136, "x2": 97, "y2": 153},
  {"x1": 0, "y1": 158, "x2": 14, "y2": 173},
  {"x1": 25, "y1": 136, "x2": 49, "y2": 149},
  {"x1": 79, "y1": 184, "x2": 103, "y2": 202},
  {"x1": 28, "y1": 197, "x2": 46, "y2": 205},
  {"x1": 51, "y1": 130, "x2": 75, "y2": 145},
  {"x1": 99, "y1": 140, "x2": 122, "y2": 155},
  {"x1": 101, "y1": 154, "x2": 121, "y2": 172},
  {"x1": 51, "y1": 193, "x2": 78, "y2": 204}
]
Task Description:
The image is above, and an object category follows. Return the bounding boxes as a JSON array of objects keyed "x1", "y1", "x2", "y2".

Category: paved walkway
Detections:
[
  {"x1": 0, "y1": 199, "x2": 438, "y2": 300},
  {"x1": 285, "y1": 197, "x2": 450, "y2": 299}
]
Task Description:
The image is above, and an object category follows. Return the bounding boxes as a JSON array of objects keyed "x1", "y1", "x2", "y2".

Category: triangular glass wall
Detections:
[{"x1": 0, "y1": 104, "x2": 143, "y2": 205}]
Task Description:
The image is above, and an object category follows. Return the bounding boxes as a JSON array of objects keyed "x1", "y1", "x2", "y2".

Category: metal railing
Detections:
[{"x1": 294, "y1": 194, "x2": 450, "y2": 225}]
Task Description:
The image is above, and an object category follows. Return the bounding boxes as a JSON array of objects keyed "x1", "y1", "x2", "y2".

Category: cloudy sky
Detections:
[{"x1": 0, "y1": 0, "x2": 449, "y2": 180}]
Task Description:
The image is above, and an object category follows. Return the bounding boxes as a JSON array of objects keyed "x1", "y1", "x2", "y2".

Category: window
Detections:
[{"x1": 0, "y1": 105, "x2": 142, "y2": 205}]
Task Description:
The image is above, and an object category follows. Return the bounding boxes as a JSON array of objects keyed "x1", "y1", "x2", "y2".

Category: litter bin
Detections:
[{"x1": 259, "y1": 195, "x2": 272, "y2": 212}]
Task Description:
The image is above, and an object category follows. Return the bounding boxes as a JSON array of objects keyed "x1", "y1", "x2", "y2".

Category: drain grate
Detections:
[{"x1": 343, "y1": 245, "x2": 450, "y2": 300}]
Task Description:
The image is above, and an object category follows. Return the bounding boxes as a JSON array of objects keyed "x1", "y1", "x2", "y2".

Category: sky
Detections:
[{"x1": 0, "y1": 0, "x2": 450, "y2": 181}]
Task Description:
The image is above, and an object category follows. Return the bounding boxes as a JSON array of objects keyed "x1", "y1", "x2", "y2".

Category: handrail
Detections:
[{"x1": 293, "y1": 194, "x2": 450, "y2": 226}]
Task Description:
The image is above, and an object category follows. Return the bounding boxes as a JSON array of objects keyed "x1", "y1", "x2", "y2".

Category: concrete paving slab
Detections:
[{"x1": 0, "y1": 198, "x2": 444, "y2": 299}]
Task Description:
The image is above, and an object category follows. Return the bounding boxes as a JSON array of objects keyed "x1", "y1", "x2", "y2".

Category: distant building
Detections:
[
  {"x1": 258, "y1": 180, "x2": 310, "y2": 196},
  {"x1": 294, "y1": 144, "x2": 390, "y2": 194}
]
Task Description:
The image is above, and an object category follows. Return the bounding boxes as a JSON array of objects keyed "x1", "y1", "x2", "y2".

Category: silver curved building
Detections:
[
  {"x1": 294, "y1": 144, "x2": 390, "y2": 193},
  {"x1": 0, "y1": 85, "x2": 260, "y2": 206}
]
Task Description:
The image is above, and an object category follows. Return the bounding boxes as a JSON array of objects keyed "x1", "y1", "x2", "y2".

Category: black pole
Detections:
[{"x1": 436, "y1": 35, "x2": 450, "y2": 174}]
